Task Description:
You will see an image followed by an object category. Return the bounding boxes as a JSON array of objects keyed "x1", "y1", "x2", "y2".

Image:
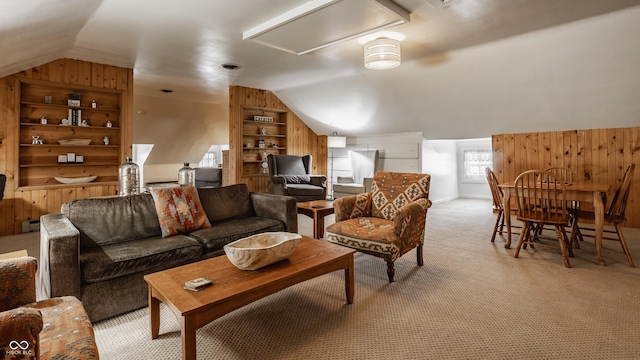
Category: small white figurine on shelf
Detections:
[
  {"x1": 103, "y1": 136, "x2": 110, "y2": 145},
  {"x1": 32, "y1": 135, "x2": 43, "y2": 145},
  {"x1": 105, "y1": 120, "x2": 112, "y2": 128}
]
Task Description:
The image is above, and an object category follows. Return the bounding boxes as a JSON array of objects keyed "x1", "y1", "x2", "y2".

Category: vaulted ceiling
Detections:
[{"x1": 2, "y1": 0, "x2": 640, "y2": 139}]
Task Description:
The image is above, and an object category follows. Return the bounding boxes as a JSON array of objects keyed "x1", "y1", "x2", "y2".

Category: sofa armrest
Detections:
[
  {"x1": 334, "y1": 193, "x2": 372, "y2": 222},
  {"x1": 39, "y1": 214, "x2": 81, "y2": 301},
  {"x1": 0, "y1": 257, "x2": 37, "y2": 310},
  {"x1": 393, "y1": 198, "x2": 432, "y2": 242},
  {"x1": 250, "y1": 192, "x2": 298, "y2": 233},
  {"x1": 0, "y1": 307, "x2": 42, "y2": 357}
]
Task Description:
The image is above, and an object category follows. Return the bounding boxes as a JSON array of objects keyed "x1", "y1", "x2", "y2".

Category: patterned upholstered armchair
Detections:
[
  {"x1": 326, "y1": 172, "x2": 432, "y2": 282},
  {"x1": 0, "y1": 256, "x2": 98, "y2": 359}
]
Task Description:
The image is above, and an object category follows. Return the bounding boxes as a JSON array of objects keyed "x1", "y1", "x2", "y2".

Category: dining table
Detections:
[{"x1": 499, "y1": 182, "x2": 611, "y2": 266}]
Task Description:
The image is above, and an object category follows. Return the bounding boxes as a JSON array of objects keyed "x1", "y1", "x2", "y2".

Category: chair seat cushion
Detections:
[
  {"x1": 285, "y1": 183, "x2": 325, "y2": 196},
  {"x1": 26, "y1": 296, "x2": 99, "y2": 359},
  {"x1": 333, "y1": 183, "x2": 365, "y2": 195},
  {"x1": 325, "y1": 217, "x2": 400, "y2": 260},
  {"x1": 79, "y1": 235, "x2": 202, "y2": 283},
  {"x1": 189, "y1": 217, "x2": 285, "y2": 253}
]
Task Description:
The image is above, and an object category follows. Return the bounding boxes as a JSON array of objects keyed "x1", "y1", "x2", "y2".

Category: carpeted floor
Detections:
[{"x1": 88, "y1": 198, "x2": 640, "y2": 360}]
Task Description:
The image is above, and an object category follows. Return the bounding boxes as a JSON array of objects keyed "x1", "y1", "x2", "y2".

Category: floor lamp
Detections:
[{"x1": 327, "y1": 132, "x2": 346, "y2": 200}]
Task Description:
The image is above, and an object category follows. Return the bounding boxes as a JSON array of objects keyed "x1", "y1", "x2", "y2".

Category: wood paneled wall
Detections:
[
  {"x1": 492, "y1": 127, "x2": 640, "y2": 228},
  {"x1": 229, "y1": 86, "x2": 327, "y2": 193},
  {"x1": 0, "y1": 59, "x2": 133, "y2": 236}
]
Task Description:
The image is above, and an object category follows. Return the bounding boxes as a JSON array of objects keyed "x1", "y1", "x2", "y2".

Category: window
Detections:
[
  {"x1": 462, "y1": 148, "x2": 492, "y2": 182},
  {"x1": 199, "y1": 151, "x2": 218, "y2": 168}
]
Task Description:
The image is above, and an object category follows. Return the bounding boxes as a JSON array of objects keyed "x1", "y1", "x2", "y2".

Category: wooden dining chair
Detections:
[
  {"x1": 513, "y1": 170, "x2": 573, "y2": 267},
  {"x1": 571, "y1": 164, "x2": 635, "y2": 267},
  {"x1": 485, "y1": 167, "x2": 520, "y2": 242},
  {"x1": 542, "y1": 167, "x2": 580, "y2": 246}
]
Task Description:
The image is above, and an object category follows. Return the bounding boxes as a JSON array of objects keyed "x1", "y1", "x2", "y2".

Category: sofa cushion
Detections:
[
  {"x1": 62, "y1": 194, "x2": 161, "y2": 248},
  {"x1": 79, "y1": 235, "x2": 202, "y2": 283},
  {"x1": 150, "y1": 186, "x2": 211, "y2": 238},
  {"x1": 189, "y1": 217, "x2": 284, "y2": 253},
  {"x1": 197, "y1": 184, "x2": 254, "y2": 223}
]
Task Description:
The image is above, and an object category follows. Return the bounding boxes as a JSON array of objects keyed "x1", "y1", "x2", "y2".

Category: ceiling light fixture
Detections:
[{"x1": 364, "y1": 37, "x2": 401, "y2": 70}]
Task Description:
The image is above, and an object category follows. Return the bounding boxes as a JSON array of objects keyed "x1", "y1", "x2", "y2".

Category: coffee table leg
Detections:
[
  {"x1": 149, "y1": 285, "x2": 160, "y2": 339},
  {"x1": 345, "y1": 254, "x2": 354, "y2": 304},
  {"x1": 181, "y1": 316, "x2": 197, "y2": 360}
]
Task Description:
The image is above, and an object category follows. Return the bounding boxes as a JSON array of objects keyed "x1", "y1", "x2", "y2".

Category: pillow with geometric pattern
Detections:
[{"x1": 150, "y1": 186, "x2": 211, "y2": 238}]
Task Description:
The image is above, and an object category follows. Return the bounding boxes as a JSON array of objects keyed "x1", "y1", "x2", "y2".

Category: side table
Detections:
[{"x1": 296, "y1": 200, "x2": 335, "y2": 239}]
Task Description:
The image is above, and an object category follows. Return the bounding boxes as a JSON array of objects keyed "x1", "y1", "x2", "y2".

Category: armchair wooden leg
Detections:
[
  {"x1": 417, "y1": 244, "x2": 424, "y2": 266},
  {"x1": 386, "y1": 261, "x2": 395, "y2": 282}
]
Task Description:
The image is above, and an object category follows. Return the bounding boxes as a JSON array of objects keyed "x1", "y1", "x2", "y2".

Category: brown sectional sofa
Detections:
[{"x1": 39, "y1": 184, "x2": 297, "y2": 322}]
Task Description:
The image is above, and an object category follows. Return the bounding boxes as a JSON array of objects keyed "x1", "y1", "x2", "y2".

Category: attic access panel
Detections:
[{"x1": 243, "y1": 0, "x2": 410, "y2": 55}]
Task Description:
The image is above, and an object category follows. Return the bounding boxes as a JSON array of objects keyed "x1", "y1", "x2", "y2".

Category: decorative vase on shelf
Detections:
[
  {"x1": 178, "y1": 162, "x2": 195, "y2": 187},
  {"x1": 119, "y1": 157, "x2": 140, "y2": 196}
]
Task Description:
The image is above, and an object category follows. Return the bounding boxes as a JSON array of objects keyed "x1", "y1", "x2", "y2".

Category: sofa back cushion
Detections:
[
  {"x1": 197, "y1": 184, "x2": 254, "y2": 223},
  {"x1": 62, "y1": 194, "x2": 161, "y2": 248}
]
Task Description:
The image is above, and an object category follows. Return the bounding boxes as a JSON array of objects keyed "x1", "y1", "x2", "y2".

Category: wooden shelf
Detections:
[
  {"x1": 20, "y1": 144, "x2": 119, "y2": 148},
  {"x1": 17, "y1": 181, "x2": 118, "y2": 191},
  {"x1": 243, "y1": 120, "x2": 286, "y2": 126},
  {"x1": 20, "y1": 162, "x2": 118, "y2": 168},
  {"x1": 18, "y1": 79, "x2": 124, "y2": 188},
  {"x1": 243, "y1": 134, "x2": 286, "y2": 138},
  {"x1": 20, "y1": 122, "x2": 120, "y2": 130},
  {"x1": 243, "y1": 147, "x2": 285, "y2": 150},
  {"x1": 21, "y1": 101, "x2": 120, "y2": 112}
]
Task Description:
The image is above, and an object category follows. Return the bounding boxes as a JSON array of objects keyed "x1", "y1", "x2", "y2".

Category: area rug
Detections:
[{"x1": 93, "y1": 199, "x2": 640, "y2": 359}]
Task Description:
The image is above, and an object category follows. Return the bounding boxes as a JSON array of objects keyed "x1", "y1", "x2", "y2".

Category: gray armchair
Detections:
[
  {"x1": 333, "y1": 150, "x2": 379, "y2": 198},
  {"x1": 267, "y1": 154, "x2": 327, "y2": 202},
  {"x1": 195, "y1": 167, "x2": 222, "y2": 188}
]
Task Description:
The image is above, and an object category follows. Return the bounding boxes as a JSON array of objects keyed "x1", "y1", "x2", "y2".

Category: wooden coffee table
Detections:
[
  {"x1": 297, "y1": 200, "x2": 334, "y2": 238},
  {"x1": 143, "y1": 236, "x2": 355, "y2": 360}
]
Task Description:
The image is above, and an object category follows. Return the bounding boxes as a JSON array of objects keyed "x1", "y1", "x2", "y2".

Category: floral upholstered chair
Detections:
[
  {"x1": 325, "y1": 172, "x2": 432, "y2": 282},
  {"x1": 0, "y1": 256, "x2": 99, "y2": 359}
]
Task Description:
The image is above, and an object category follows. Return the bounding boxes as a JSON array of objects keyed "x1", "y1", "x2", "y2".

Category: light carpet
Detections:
[{"x1": 88, "y1": 199, "x2": 640, "y2": 359}]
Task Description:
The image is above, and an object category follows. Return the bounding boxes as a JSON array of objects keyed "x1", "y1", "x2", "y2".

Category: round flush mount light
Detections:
[
  {"x1": 222, "y1": 63, "x2": 241, "y2": 70},
  {"x1": 364, "y1": 37, "x2": 401, "y2": 70},
  {"x1": 160, "y1": 89, "x2": 173, "y2": 93}
]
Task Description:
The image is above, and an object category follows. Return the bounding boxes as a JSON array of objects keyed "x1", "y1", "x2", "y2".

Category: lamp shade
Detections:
[
  {"x1": 327, "y1": 136, "x2": 346, "y2": 148},
  {"x1": 364, "y1": 37, "x2": 401, "y2": 70}
]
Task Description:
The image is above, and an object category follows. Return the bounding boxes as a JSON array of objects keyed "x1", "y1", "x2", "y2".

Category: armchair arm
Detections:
[
  {"x1": 334, "y1": 193, "x2": 372, "y2": 222},
  {"x1": 336, "y1": 176, "x2": 354, "y2": 184},
  {"x1": 393, "y1": 198, "x2": 432, "y2": 243},
  {"x1": 0, "y1": 307, "x2": 42, "y2": 358},
  {"x1": 250, "y1": 192, "x2": 298, "y2": 233},
  {"x1": 0, "y1": 257, "x2": 37, "y2": 311},
  {"x1": 363, "y1": 177, "x2": 374, "y2": 192},
  {"x1": 39, "y1": 214, "x2": 81, "y2": 301},
  {"x1": 308, "y1": 175, "x2": 326, "y2": 187}
]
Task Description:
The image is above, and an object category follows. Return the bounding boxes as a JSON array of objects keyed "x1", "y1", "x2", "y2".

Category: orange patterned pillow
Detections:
[{"x1": 150, "y1": 186, "x2": 211, "y2": 238}]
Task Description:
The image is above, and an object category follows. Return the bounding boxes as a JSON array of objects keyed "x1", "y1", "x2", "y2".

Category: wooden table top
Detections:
[
  {"x1": 144, "y1": 236, "x2": 354, "y2": 316},
  {"x1": 296, "y1": 199, "x2": 334, "y2": 210}
]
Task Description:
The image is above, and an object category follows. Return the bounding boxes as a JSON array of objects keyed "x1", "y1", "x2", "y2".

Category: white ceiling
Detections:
[{"x1": 2, "y1": 0, "x2": 640, "y2": 139}]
